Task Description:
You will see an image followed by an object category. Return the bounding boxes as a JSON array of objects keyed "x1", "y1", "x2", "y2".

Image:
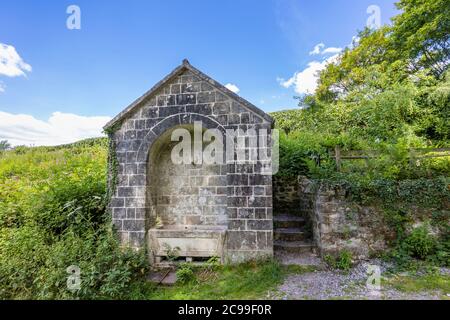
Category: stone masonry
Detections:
[
  {"x1": 104, "y1": 60, "x2": 274, "y2": 263},
  {"x1": 273, "y1": 175, "x2": 301, "y2": 214},
  {"x1": 298, "y1": 176, "x2": 390, "y2": 260}
]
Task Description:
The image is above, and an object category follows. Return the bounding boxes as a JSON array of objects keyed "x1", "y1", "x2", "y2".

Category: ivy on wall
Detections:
[{"x1": 104, "y1": 122, "x2": 122, "y2": 208}]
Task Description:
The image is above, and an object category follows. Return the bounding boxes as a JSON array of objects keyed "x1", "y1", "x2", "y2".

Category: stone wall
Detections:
[
  {"x1": 273, "y1": 175, "x2": 301, "y2": 215},
  {"x1": 107, "y1": 62, "x2": 274, "y2": 263},
  {"x1": 298, "y1": 176, "x2": 390, "y2": 260}
]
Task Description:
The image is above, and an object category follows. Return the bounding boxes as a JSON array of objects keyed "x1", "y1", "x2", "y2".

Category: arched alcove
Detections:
[
  {"x1": 146, "y1": 122, "x2": 228, "y2": 263},
  {"x1": 147, "y1": 124, "x2": 228, "y2": 230}
]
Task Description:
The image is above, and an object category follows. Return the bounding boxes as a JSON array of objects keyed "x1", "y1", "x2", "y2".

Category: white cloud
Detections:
[
  {"x1": 322, "y1": 47, "x2": 342, "y2": 54},
  {"x1": 348, "y1": 35, "x2": 360, "y2": 49},
  {"x1": 277, "y1": 54, "x2": 340, "y2": 95},
  {"x1": 0, "y1": 111, "x2": 111, "y2": 146},
  {"x1": 0, "y1": 43, "x2": 32, "y2": 77},
  {"x1": 225, "y1": 83, "x2": 240, "y2": 94},
  {"x1": 278, "y1": 41, "x2": 347, "y2": 95},
  {"x1": 0, "y1": 82, "x2": 5, "y2": 93},
  {"x1": 309, "y1": 42, "x2": 342, "y2": 56},
  {"x1": 309, "y1": 43, "x2": 324, "y2": 55}
]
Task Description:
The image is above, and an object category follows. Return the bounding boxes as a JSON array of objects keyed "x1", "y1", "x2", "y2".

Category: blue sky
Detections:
[{"x1": 0, "y1": 0, "x2": 399, "y2": 145}]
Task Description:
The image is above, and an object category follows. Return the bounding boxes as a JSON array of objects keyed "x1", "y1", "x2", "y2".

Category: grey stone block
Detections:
[
  {"x1": 186, "y1": 104, "x2": 212, "y2": 115},
  {"x1": 181, "y1": 83, "x2": 201, "y2": 93},
  {"x1": 237, "y1": 208, "x2": 254, "y2": 219},
  {"x1": 176, "y1": 93, "x2": 196, "y2": 105},
  {"x1": 113, "y1": 207, "x2": 127, "y2": 219},
  {"x1": 228, "y1": 174, "x2": 248, "y2": 185},
  {"x1": 213, "y1": 102, "x2": 230, "y2": 114},
  {"x1": 123, "y1": 219, "x2": 145, "y2": 232},
  {"x1": 247, "y1": 219, "x2": 272, "y2": 231},
  {"x1": 228, "y1": 219, "x2": 246, "y2": 231},
  {"x1": 110, "y1": 197, "x2": 124, "y2": 208},
  {"x1": 118, "y1": 187, "x2": 135, "y2": 197},
  {"x1": 159, "y1": 106, "x2": 185, "y2": 118},
  {"x1": 126, "y1": 208, "x2": 136, "y2": 219},
  {"x1": 198, "y1": 92, "x2": 215, "y2": 103},
  {"x1": 227, "y1": 231, "x2": 257, "y2": 250},
  {"x1": 125, "y1": 163, "x2": 137, "y2": 174},
  {"x1": 129, "y1": 174, "x2": 146, "y2": 186},
  {"x1": 141, "y1": 107, "x2": 159, "y2": 119}
]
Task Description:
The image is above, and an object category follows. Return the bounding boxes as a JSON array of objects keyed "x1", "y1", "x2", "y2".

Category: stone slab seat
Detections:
[{"x1": 148, "y1": 225, "x2": 227, "y2": 262}]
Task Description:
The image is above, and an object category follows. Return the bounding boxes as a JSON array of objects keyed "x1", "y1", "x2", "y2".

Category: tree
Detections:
[
  {"x1": 313, "y1": 0, "x2": 449, "y2": 104},
  {"x1": 391, "y1": 0, "x2": 450, "y2": 78},
  {"x1": 0, "y1": 140, "x2": 11, "y2": 151},
  {"x1": 315, "y1": 26, "x2": 403, "y2": 103}
]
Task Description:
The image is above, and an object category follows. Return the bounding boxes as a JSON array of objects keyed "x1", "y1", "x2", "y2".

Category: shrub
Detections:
[
  {"x1": 0, "y1": 138, "x2": 149, "y2": 299},
  {"x1": 324, "y1": 250, "x2": 353, "y2": 271},
  {"x1": 402, "y1": 226, "x2": 437, "y2": 260},
  {"x1": 176, "y1": 263, "x2": 195, "y2": 284}
]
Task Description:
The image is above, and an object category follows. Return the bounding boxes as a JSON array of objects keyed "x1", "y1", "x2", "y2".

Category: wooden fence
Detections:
[{"x1": 329, "y1": 146, "x2": 450, "y2": 171}]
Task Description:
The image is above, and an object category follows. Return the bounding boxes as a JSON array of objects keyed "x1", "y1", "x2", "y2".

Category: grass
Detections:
[
  {"x1": 137, "y1": 260, "x2": 450, "y2": 300},
  {"x1": 133, "y1": 259, "x2": 317, "y2": 300},
  {"x1": 384, "y1": 273, "x2": 450, "y2": 297},
  {"x1": 130, "y1": 260, "x2": 322, "y2": 300},
  {"x1": 148, "y1": 260, "x2": 283, "y2": 300},
  {"x1": 282, "y1": 264, "x2": 319, "y2": 274}
]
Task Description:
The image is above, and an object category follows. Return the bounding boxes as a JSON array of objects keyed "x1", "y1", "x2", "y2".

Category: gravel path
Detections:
[{"x1": 271, "y1": 256, "x2": 449, "y2": 300}]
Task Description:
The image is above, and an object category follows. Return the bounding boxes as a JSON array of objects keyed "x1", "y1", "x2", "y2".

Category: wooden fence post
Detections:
[{"x1": 335, "y1": 145, "x2": 341, "y2": 172}]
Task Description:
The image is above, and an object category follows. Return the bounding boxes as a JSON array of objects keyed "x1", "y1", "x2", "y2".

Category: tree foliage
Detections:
[
  {"x1": 273, "y1": 0, "x2": 449, "y2": 180},
  {"x1": 315, "y1": 0, "x2": 449, "y2": 103},
  {"x1": 0, "y1": 140, "x2": 11, "y2": 151},
  {"x1": 0, "y1": 138, "x2": 148, "y2": 299}
]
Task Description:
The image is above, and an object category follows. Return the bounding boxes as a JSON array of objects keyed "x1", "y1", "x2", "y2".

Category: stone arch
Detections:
[
  {"x1": 136, "y1": 113, "x2": 225, "y2": 164},
  {"x1": 142, "y1": 113, "x2": 230, "y2": 262},
  {"x1": 139, "y1": 113, "x2": 228, "y2": 229}
]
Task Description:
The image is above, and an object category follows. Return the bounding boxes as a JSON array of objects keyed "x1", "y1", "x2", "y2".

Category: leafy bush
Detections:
[
  {"x1": 402, "y1": 226, "x2": 437, "y2": 260},
  {"x1": 0, "y1": 138, "x2": 149, "y2": 299},
  {"x1": 324, "y1": 250, "x2": 353, "y2": 271},
  {"x1": 176, "y1": 263, "x2": 196, "y2": 284}
]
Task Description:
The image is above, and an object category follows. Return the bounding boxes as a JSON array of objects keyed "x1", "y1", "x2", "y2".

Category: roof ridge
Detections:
[
  {"x1": 103, "y1": 60, "x2": 272, "y2": 130},
  {"x1": 183, "y1": 62, "x2": 273, "y2": 123}
]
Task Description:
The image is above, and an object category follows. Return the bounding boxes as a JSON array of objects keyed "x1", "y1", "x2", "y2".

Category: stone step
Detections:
[
  {"x1": 273, "y1": 215, "x2": 306, "y2": 229},
  {"x1": 273, "y1": 228, "x2": 307, "y2": 241},
  {"x1": 273, "y1": 240, "x2": 314, "y2": 253}
]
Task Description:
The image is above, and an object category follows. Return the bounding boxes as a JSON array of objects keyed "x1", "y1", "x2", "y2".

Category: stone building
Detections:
[{"x1": 104, "y1": 60, "x2": 274, "y2": 263}]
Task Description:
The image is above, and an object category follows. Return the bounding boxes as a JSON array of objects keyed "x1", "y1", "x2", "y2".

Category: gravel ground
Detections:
[
  {"x1": 272, "y1": 255, "x2": 449, "y2": 300},
  {"x1": 274, "y1": 251, "x2": 324, "y2": 267}
]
